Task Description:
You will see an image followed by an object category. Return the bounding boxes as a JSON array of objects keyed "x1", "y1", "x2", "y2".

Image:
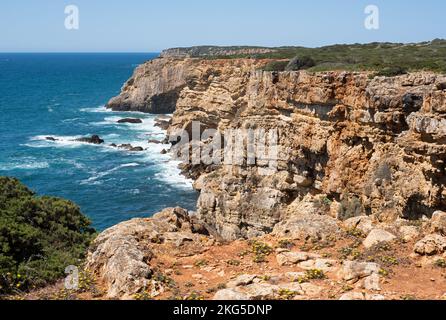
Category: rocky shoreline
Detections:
[{"x1": 83, "y1": 48, "x2": 446, "y2": 300}]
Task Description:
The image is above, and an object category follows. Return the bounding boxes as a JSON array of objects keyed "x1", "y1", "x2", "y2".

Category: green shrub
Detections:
[
  {"x1": 262, "y1": 60, "x2": 289, "y2": 72},
  {"x1": 285, "y1": 56, "x2": 316, "y2": 71},
  {"x1": 0, "y1": 177, "x2": 96, "y2": 295},
  {"x1": 373, "y1": 66, "x2": 407, "y2": 78}
]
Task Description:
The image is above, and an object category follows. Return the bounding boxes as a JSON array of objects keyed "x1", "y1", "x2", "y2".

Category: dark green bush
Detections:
[
  {"x1": 262, "y1": 60, "x2": 289, "y2": 72},
  {"x1": 373, "y1": 66, "x2": 407, "y2": 78},
  {"x1": 0, "y1": 177, "x2": 96, "y2": 295},
  {"x1": 285, "y1": 56, "x2": 316, "y2": 71}
]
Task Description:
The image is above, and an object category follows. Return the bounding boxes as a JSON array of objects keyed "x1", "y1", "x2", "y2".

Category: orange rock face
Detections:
[{"x1": 108, "y1": 57, "x2": 446, "y2": 240}]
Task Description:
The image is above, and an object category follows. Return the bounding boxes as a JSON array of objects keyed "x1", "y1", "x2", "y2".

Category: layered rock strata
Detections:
[{"x1": 107, "y1": 55, "x2": 446, "y2": 241}]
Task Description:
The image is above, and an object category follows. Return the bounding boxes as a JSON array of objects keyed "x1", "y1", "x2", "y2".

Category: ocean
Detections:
[{"x1": 0, "y1": 53, "x2": 198, "y2": 230}]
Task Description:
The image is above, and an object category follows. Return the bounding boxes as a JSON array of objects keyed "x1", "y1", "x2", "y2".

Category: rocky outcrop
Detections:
[
  {"x1": 117, "y1": 118, "x2": 143, "y2": 124},
  {"x1": 85, "y1": 207, "x2": 209, "y2": 299},
  {"x1": 106, "y1": 58, "x2": 192, "y2": 113},
  {"x1": 107, "y1": 54, "x2": 446, "y2": 242},
  {"x1": 75, "y1": 135, "x2": 104, "y2": 144}
]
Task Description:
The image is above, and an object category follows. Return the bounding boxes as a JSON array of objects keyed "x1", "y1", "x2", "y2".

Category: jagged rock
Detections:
[
  {"x1": 399, "y1": 226, "x2": 420, "y2": 242},
  {"x1": 154, "y1": 119, "x2": 171, "y2": 130},
  {"x1": 431, "y1": 211, "x2": 446, "y2": 235},
  {"x1": 213, "y1": 289, "x2": 249, "y2": 300},
  {"x1": 343, "y1": 216, "x2": 374, "y2": 234},
  {"x1": 414, "y1": 234, "x2": 446, "y2": 256},
  {"x1": 298, "y1": 259, "x2": 338, "y2": 273},
  {"x1": 338, "y1": 261, "x2": 381, "y2": 282},
  {"x1": 86, "y1": 207, "x2": 204, "y2": 299},
  {"x1": 116, "y1": 144, "x2": 144, "y2": 152},
  {"x1": 363, "y1": 229, "x2": 397, "y2": 249},
  {"x1": 298, "y1": 283, "x2": 323, "y2": 297},
  {"x1": 227, "y1": 275, "x2": 257, "y2": 288},
  {"x1": 273, "y1": 213, "x2": 340, "y2": 241},
  {"x1": 242, "y1": 283, "x2": 279, "y2": 300},
  {"x1": 75, "y1": 135, "x2": 104, "y2": 144},
  {"x1": 85, "y1": 219, "x2": 155, "y2": 299},
  {"x1": 117, "y1": 118, "x2": 143, "y2": 124},
  {"x1": 339, "y1": 292, "x2": 385, "y2": 300},
  {"x1": 163, "y1": 232, "x2": 193, "y2": 247},
  {"x1": 148, "y1": 139, "x2": 162, "y2": 144},
  {"x1": 214, "y1": 281, "x2": 323, "y2": 300},
  {"x1": 45, "y1": 136, "x2": 58, "y2": 142},
  {"x1": 284, "y1": 272, "x2": 307, "y2": 281},
  {"x1": 363, "y1": 273, "x2": 381, "y2": 291},
  {"x1": 276, "y1": 251, "x2": 318, "y2": 266}
]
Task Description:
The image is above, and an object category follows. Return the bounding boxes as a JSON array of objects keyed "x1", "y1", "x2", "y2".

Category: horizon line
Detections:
[{"x1": 1, "y1": 38, "x2": 445, "y2": 54}]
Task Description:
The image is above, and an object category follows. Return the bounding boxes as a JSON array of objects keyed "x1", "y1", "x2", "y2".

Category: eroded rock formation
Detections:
[{"x1": 107, "y1": 55, "x2": 446, "y2": 241}]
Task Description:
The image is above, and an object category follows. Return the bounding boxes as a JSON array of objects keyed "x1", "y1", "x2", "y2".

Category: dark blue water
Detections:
[{"x1": 0, "y1": 53, "x2": 198, "y2": 230}]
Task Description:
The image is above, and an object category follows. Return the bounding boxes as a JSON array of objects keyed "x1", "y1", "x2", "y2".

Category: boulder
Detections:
[
  {"x1": 431, "y1": 211, "x2": 446, "y2": 235},
  {"x1": 86, "y1": 207, "x2": 203, "y2": 299},
  {"x1": 363, "y1": 273, "x2": 381, "y2": 291},
  {"x1": 338, "y1": 261, "x2": 380, "y2": 282},
  {"x1": 339, "y1": 292, "x2": 385, "y2": 300},
  {"x1": 117, "y1": 118, "x2": 143, "y2": 124},
  {"x1": 276, "y1": 251, "x2": 317, "y2": 266},
  {"x1": 298, "y1": 259, "x2": 338, "y2": 273},
  {"x1": 272, "y1": 213, "x2": 340, "y2": 241},
  {"x1": 213, "y1": 289, "x2": 249, "y2": 300},
  {"x1": 154, "y1": 119, "x2": 171, "y2": 130},
  {"x1": 227, "y1": 274, "x2": 257, "y2": 288},
  {"x1": 399, "y1": 226, "x2": 420, "y2": 242},
  {"x1": 75, "y1": 135, "x2": 104, "y2": 144},
  {"x1": 414, "y1": 234, "x2": 446, "y2": 256},
  {"x1": 363, "y1": 229, "x2": 396, "y2": 249},
  {"x1": 45, "y1": 136, "x2": 58, "y2": 142},
  {"x1": 117, "y1": 144, "x2": 144, "y2": 151},
  {"x1": 343, "y1": 216, "x2": 374, "y2": 234}
]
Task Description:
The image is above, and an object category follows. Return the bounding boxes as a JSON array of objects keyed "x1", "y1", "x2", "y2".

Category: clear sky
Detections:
[{"x1": 0, "y1": 0, "x2": 444, "y2": 52}]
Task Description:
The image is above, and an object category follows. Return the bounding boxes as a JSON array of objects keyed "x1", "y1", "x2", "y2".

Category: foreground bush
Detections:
[{"x1": 0, "y1": 177, "x2": 96, "y2": 295}]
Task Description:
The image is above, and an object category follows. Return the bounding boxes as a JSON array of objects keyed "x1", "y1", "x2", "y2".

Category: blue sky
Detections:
[{"x1": 0, "y1": 0, "x2": 444, "y2": 52}]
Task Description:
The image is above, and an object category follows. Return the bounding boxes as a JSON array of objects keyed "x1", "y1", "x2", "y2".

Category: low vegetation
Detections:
[
  {"x1": 0, "y1": 177, "x2": 96, "y2": 295},
  {"x1": 201, "y1": 40, "x2": 446, "y2": 74}
]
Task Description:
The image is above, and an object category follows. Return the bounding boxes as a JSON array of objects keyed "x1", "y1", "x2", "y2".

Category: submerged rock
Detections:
[
  {"x1": 75, "y1": 135, "x2": 104, "y2": 144},
  {"x1": 117, "y1": 118, "x2": 143, "y2": 124},
  {"x1": 414, "y1": 234, "x2": 446, "y2": 256}
]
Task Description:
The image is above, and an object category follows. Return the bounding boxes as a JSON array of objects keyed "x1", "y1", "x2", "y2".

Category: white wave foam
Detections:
[
  {"x1": 0, "y1": 159, "x2": 49, "y2": 171},
  {"x1": 79, "y1": 106, "x2": 111, "y2": 113},
  {"x1": 91, "y1": 116, "x2": 165, "y2": 135},
  {"x1": 80, "y1": 163, "x2": 140, "y2": 185},
  {"x1": 27, "y1": 135, "x2": 102, "y2": 149}
]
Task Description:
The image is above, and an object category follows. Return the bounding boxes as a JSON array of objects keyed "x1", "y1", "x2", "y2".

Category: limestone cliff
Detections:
[{"x1": 107, "y1": 55, "x2": 446, "y2": 241}]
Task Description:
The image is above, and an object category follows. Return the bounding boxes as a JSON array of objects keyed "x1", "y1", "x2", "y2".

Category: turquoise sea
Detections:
[{"x1": 0, "y1": 53, "x2": 198, "y2": 230}]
